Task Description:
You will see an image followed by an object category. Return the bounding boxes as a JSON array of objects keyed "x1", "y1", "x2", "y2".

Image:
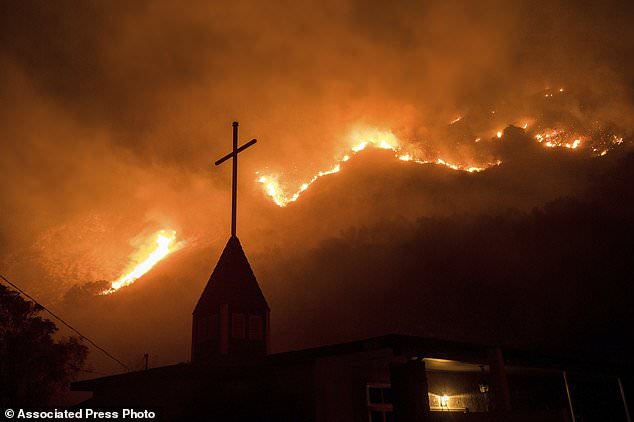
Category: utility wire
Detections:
[
  {"x1": 0, "y1": 273, "x2": 130, "y2": 372},
  {"x1": 79, "y1": 368, "x2": 110, "y2": 376}
]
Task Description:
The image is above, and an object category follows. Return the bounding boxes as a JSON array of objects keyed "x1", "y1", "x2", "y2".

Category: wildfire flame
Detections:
[
  {"x1": 534, "y1": 129, "x2": 584, "y2": 149},
  {"x1": 256, "y1": 94, "x2": 627, "y2": 207},
  {"x1": 257, "y1": 127, "x2": 497, "y2": 207},
  {"x1": 101, "y1": 230, "x2": 179, "y2": 295}
]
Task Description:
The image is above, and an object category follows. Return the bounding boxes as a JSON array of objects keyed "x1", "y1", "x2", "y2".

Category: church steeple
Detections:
[
  {"x1": 192, "y1": 122, "x2": 269, "y2": 363},
  {"x1": 191, "y1": 236, "x2": 269, "y2": 362}
]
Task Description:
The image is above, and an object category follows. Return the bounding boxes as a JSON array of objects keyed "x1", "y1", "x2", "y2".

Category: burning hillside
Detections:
[
  {"x1": 256, "y1": 88, "x2": 631, "y2": 207},
  {"x1": 101, "y1": 230, "x2": 183, "y2": 294}
]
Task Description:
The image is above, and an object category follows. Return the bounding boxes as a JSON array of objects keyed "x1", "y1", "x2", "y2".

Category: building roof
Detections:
[
  {"x1": 72, "y1": 334, "x2": 628, "y2": 392},
  {"x1": 193, "y1": 236, "x2": 269, "y2": 314}
]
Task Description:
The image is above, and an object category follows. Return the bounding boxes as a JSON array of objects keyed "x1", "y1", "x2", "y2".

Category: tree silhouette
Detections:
[{"x1": 0, "y1": 284, "x2": 87, "y2": 407}]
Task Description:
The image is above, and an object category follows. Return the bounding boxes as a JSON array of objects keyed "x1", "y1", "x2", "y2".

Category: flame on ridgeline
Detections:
[
  {"x1": 256, "y1": 90, "x2": 627, "y2": 207},
  {"x1": 257, "y1": 127, "x2": 497, "y2": 207},
  {"x1": 102, "y1": 230, "x2": 179, "y2": 295}
]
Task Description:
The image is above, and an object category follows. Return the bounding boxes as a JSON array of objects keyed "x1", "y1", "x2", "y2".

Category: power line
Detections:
[
  {"x1": 0, "y1": 273, "x2": 130, "y2": 372},
  {"x1": 79, "y1": 368, "x2": 110, "y2": 376}
]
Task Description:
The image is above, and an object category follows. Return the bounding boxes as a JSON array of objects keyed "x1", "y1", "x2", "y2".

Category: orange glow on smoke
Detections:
[
  {"x1": 257, "y1": 127, "x2": 498, "y2": 207},
  {"x1": 102, "y1": 230, "x2": 179, "y2": 294}
]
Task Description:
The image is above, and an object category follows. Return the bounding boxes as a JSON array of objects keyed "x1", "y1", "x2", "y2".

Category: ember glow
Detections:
[
  {"x1": 257, "y1": 127, "x2": 496, "y2": 207},
  {"x1": 450, "y1": 116, "x2": 462, "y2": 125},
  {"x1": 534, "y1": 129, "x2": 583, "y2": 149},
  {"x1": 102, "y1": 230, "x2": 179, "y2": 295}
]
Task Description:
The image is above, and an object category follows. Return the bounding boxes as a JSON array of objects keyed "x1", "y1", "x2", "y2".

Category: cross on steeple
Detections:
[{"x1": 214, "y1": 122, "x2": 257, "y2": 238}]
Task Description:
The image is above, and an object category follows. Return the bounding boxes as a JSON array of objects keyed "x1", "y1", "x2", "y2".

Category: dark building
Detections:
[
  {"x1": 72, "y1": 236, "x2": 632, "y2": 421},
  {"x1": 191, "y1": 236, "x2": 269, "y2": 362}
]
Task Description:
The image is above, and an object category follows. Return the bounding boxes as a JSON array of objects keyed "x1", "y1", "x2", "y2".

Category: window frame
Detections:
[{"x1": 366, "y1": 383, "x2": 393, "y2": 422}]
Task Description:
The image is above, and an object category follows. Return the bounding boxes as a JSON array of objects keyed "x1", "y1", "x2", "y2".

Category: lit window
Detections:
[
  {"x1": 231, "y1": 313, "x2": 246, "y2": 339},
  {"x1": 428, "y1": 393, "x2": 468, "y2": 412},
  {"x1": 249, "y1": 315, "x2": 263, "y2": 340}
]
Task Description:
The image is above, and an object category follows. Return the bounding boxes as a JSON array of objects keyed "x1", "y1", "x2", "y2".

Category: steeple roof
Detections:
[{"x1": 193, "y1": 236, "x2": 269, "y2": 314}]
